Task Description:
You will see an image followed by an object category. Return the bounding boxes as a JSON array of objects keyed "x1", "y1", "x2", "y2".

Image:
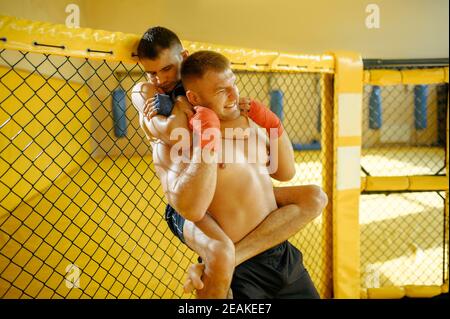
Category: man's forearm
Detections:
[
  {"x1": 245, "y1": 99, "x2": 294, "y2": 181},
  {"x1": 234, "y1": 185, "x2": 327, "y2": 266},
  {"x1": 269, "y1": 129, "x2": 296, "y2": 181},
  {"x1": 169, "y1": 148, "x2": 217, "y2": 222},
  {"x1": 233, "y1": 204, "x2": 301, "y2": 266}
]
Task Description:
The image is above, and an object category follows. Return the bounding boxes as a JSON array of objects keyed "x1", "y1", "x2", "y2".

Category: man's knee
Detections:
[
  {"x1": 307, "y1": 185, "x2": 328, "y2": 218},
  {"x1": 293, "y1": 185, "x2": 327, "y2": 220},
  {"x1": 196, "y1": 240, "x2": 234, "y2": 298},
  {"x1": 205, "y1": 239, "x2": 235, "y2": 276},
  {"x1": 309, "y1": 185, "x2": 328, "y2": 205}
]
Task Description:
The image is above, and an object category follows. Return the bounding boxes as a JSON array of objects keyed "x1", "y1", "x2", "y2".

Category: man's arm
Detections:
[
  {"x1": 132, "y1": 82, "x2": 193, "y2": 144},
  {"x1": 155, "y1": 144, "x2": 218, "y2": 222},
  {"x1": 240, "y1": 98, "x2": 295, "y2": 181},
  {"x1": 268, "y1": 129, "x2": 296, "y2": 181},
  {"x1": 145, "y1": 100, "x2": 192, "y2": 145},
  {"x1": 152, "y1": 106, "x2": 221, "y2": 222},
  {"x1": 132, "y1": 82, "x2": 169, "y2": 141},
  {"x1": 184, "y1": 184, "x2": 328, "y2": 293}
]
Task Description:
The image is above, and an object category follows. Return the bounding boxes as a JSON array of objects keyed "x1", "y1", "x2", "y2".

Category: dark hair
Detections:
[
  {"x1": 181, "y1": 51, "x2": 230, "y2": 85},
  {"x1": 137, "y1": 26, "x2": 182, "y2": 60}
]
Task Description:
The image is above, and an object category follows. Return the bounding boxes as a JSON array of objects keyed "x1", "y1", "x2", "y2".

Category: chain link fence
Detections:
[
  {"x1": 360, "y1": 65, "x2": 448, "y2": 290},
  {"x1": 235, "y1": 70, "x2": 333, "y2": 297},
  {"x1": 0, "y1": 49, "x2": 333, "y2": 298}
]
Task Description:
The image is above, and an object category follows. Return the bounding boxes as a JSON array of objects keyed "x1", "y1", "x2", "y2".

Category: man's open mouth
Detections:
[{"x1": 224, "y1": 103, "x2": 237, "y2": 109}]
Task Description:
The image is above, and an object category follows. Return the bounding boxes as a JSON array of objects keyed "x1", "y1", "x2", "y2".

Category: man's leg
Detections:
[
  {"x1": 234, "y1": 185, "x2": 328, "y2": 266},
  {"x1": 274, "y1": 242, "x2": 320, "y2": 299},
  {"x1": 182, "y1": 214, "x2": 235, "y2": 299},
  {"x1": 183, "y1": 185, "x2": 327, "y2": 296}
]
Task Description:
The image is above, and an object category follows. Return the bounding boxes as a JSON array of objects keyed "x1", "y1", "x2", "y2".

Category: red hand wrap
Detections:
[
  {"x1": 248, "y1": 100, "x2": 283, "y2": 138},
  {"x1": 188, "y1": 106, "x2": 221, "y2": 151}
]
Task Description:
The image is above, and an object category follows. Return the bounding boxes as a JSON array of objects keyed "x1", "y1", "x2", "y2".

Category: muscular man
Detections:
[{"x1": 132, "y1": 27, "x2": 327, "y2": 298}]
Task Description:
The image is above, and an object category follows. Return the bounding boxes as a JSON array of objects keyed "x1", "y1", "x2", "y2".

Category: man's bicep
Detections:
[
  {"x1": 141, "y1": 105, "x2": 190, "y2": 145},
  {"x1": 139, "y1": 113, "x2": 173, "y2": 145},
  {"x1": 155, "y1": 165, "x2": 176, "y2": 197},
  {"x1": 270, "y1": 156, "x2": 294, "y2": 180}
]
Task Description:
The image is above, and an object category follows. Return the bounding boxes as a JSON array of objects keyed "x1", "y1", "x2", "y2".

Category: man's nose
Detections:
[
  {"x1": 159, "y1": 73, "x2": 170, "y2": 85},
  {"x1": 153, "y1": 75, "x2": 162, "y2": 86},
  {"x1": 228, "y1": 87, "x2": 238, "y2": 101}
]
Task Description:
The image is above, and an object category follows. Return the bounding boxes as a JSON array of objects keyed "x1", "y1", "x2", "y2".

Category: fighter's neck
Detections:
[
  {"x1": 219, "y1": 116, "x2": 251, "y2": 139},
  {"x1": 220, "y1": 115, "x2": 249, "y2": 128}
]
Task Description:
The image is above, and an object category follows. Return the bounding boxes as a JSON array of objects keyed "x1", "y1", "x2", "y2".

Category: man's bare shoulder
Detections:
[
  {"x1": 165, "y1": 99, "x2": 192, "y2": 143},
  {"x1": 169, "y1": 98, "x2": 192, "y2": 129}
]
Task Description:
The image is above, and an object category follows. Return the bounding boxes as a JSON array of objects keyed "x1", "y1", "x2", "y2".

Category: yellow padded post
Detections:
[{"x1": 331, "y1": 51, "x2": 363, "y2": 299}]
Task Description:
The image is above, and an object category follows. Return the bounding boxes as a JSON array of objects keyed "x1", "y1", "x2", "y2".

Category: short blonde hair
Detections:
[{"x1": 181, "y1": 50, "x2": 230, "y2": 86}]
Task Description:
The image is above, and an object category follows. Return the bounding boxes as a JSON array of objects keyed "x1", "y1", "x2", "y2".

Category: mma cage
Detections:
[{"x1": 0, "y1": 16, "x2": 448, "y2": 299}]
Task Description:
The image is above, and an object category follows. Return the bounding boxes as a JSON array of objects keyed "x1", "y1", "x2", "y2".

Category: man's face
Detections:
[
  {"x1": 191, "y1": 68, "x2": 240, "y2": 121},
  {"x1": 140, "y1": 47, "x2": 186, "y2": 93}
]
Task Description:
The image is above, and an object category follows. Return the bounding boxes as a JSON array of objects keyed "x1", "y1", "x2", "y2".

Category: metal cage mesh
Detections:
[
  {"x1": 0, "y1": 49, "x2": 333, "y2": 298},
  {"x1": 360, "y1": 66, "x2": 448, "y2": 290}
]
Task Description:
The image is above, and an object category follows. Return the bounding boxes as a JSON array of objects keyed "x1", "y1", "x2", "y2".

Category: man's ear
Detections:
[
  {"x1": 181, "y1": 49, "x2": 189, "y2": 61},
  {"x1": 185, "y1": 90, "x2": 199, "y2": 106}
]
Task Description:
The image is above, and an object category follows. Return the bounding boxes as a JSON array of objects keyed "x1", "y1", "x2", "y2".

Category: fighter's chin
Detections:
[
  {"x1": 160, "y1": 82, "x2": 176, "y2": 92},
  {"x1": 220, "y1": 108, "x2": 240, "y2": 120}
]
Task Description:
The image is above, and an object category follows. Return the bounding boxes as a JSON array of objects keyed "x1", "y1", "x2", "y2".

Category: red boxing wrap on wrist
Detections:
[
  {"x1": 248, "y1": 100, "x2": 283, "y2": 138},
  {"x1": 188, "y1": 106, "x2": 221, "y2": 151}
]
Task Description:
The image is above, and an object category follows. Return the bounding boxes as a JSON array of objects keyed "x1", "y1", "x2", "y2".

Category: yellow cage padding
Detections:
[
  {"x1": 0, "y1": 14, "x2": 447, "y2": 300},
  {"x1": 364, "y1": 67, "x2": 449, "y2": 86},
  {"x1": 361, "y1": 176, "x2": 448, "y2": 192},
  {"x1": 0, "y1": 15, "x2": 334, "y2": 73},
  {"x1": 0, "y1": 15, "x2": 340, "y2": 298}
]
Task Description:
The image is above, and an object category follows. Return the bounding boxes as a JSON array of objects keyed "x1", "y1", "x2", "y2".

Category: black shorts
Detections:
[
  {"x1": 164, "y1": 204, "x2": 186, "y2": 244},
  {"x1": 231, "y1": 241, "x2": 320, "y2": 299}
]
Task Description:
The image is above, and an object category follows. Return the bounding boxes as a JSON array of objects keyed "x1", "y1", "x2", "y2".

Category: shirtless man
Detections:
[{"x1": 132, "y1": 27, "x2": 327, "y2": 298}]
